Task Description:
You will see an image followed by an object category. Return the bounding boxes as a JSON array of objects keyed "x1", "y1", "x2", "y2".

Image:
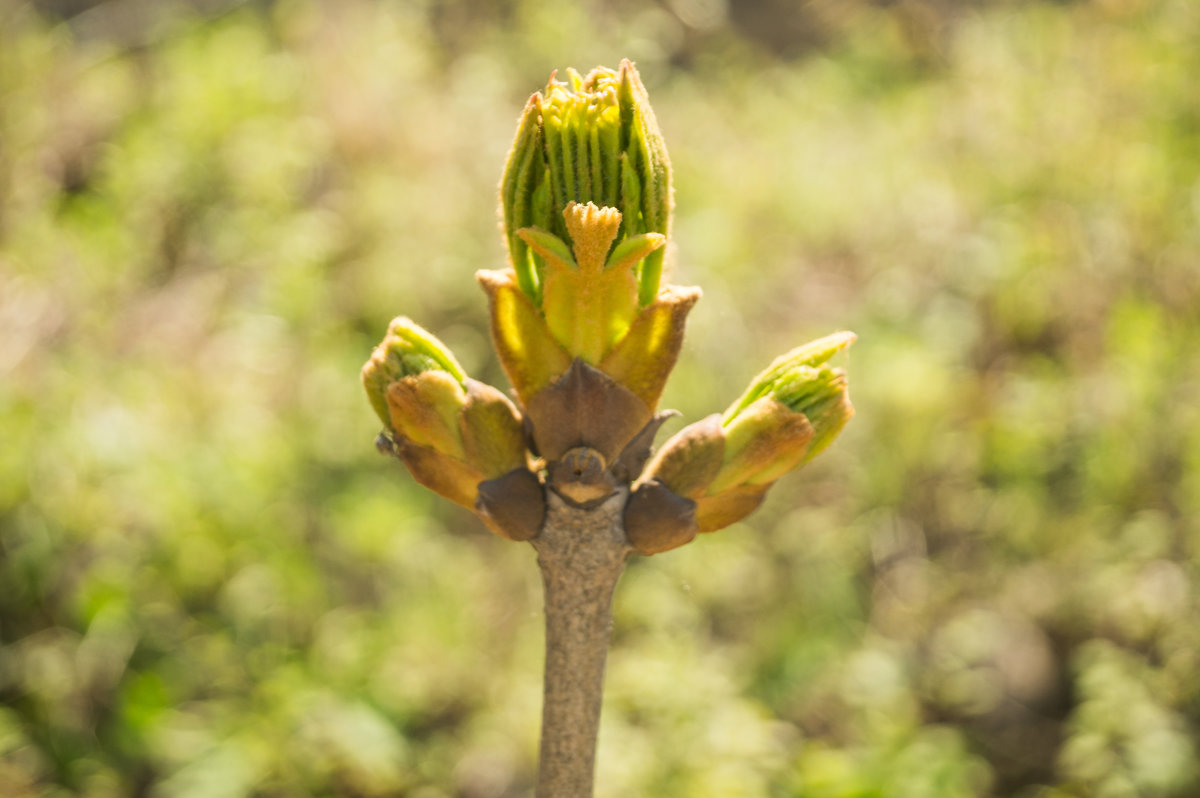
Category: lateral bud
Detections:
[
  {"x1": 362, "y1": 317, "x2": 540, "y2": 538},
  {"x1": 637, "y1": 332, "x2": 855, "y2": 535}
]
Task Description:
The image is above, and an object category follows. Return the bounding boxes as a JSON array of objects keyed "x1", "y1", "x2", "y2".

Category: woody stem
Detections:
[{"x1": 530, "y1": 488, "x2": 631, "y2": 798}]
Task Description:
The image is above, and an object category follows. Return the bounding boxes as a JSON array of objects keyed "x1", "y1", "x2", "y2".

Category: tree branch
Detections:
[{"x1": 531, "y1": 488, "x2": 631, "y2": 798}]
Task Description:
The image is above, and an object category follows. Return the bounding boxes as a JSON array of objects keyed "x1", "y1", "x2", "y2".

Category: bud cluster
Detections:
[{"x1": 363, "y1": 62, "x2": 855, "y2": 554}]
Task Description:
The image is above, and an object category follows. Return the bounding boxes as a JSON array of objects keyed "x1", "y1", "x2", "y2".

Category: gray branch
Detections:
[{"x1": 530, "y1": 488, "x2": 632, "y2": 798}]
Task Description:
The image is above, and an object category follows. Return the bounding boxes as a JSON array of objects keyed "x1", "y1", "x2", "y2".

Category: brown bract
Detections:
[
  {"x1": 525, "y1": 359, "x2": 652, "y2": 465},
  {"x1": 624, "y1": 480, "x2": 697, "y2": 554},
  {"x1": 476, "y1": 467, "x2": 546, "y2": 541}
]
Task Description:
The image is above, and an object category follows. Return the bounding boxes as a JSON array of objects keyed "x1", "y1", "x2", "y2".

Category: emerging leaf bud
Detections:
[
  {"x1": 481, "y1": 62, "x2": 698, "y2": 464},
  {"x1": 630, "y1": 332, "x2": 855, "y2": 547},
  {"x1": 722, "y1": 330, "x2": 857, "y2": 463},
  {"x1": 362, "y1": 318, "x2": 542, "y2": 540},
  {"x1": 500, "y1": 60, "x2": 672, "y2": 308},
  {"x1": 715, "y1": 331, "x2": 856, "y2": 490}
]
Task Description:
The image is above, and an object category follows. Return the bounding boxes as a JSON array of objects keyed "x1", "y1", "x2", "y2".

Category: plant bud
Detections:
[
  {"x1": 362, "y1": 318, "x2": 539, "y2": 536},
  {"x1": 636, "y1": 332, "x2": 855, "y2": 536},
  {"x1": 723, "y1": 331, "x2": 856, "y2": 469},
  {"x1": 361, "y1": 317, "x2": 467, "y2": 434},
  {"x1": 500, "y1": 60, "x2": 671, "y2": 308},
  {"x1": 481, "y1": 62, "x2": 697, "y2": 461}
]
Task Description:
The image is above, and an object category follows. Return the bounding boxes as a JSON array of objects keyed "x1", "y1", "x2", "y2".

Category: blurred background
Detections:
[{"x1": 2, "y1": 0, "x2": 1199, "y2": 795}]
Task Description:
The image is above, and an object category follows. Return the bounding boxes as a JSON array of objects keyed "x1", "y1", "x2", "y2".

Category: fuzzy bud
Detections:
[
  {"x1": 481, "y1": 62, "x2": 697, "y2": 466},
  {"x1": 362, "y1": 317, "x2": 543, "y2": 540},
  {"x1": 629, "y1": 332, "x2": 855, "y2": 548},
  {"x1": 500, "y1": 60, "x2": 672, "y2": 307}
]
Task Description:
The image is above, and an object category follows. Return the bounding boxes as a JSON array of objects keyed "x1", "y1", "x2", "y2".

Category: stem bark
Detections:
[{"x1": 530, "y1": 488, "x2": 631, "y2": 798}]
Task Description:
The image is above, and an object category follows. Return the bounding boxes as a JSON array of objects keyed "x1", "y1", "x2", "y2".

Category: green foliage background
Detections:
[{"x1": 3, "y1": 0, "x2": 1199, "y2": 795}]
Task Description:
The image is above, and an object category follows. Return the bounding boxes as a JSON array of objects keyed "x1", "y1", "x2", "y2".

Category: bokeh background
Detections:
[{"x1": 3, "y1": 0, "x2": 1200, "y2": 795}]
